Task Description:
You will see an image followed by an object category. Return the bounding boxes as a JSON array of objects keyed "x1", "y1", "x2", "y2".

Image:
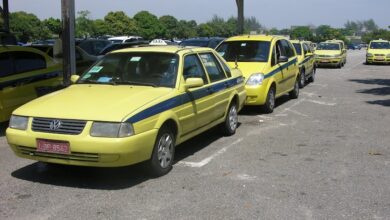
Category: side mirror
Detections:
[
  {"x1": 278, "y1": 56, "x2": 288, "y2": 63},
  {"x1": 185, "y1": 78, "x2": 204, "y2": 89},
  {"x1": 70, "y1": 75, "x2": 80, "y2": 84}
]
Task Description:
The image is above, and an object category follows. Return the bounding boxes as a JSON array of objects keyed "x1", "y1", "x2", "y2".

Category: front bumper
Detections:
[
  {"x1": 366, "y1": 56, "x2": 390, "y2": 64},
  {"x1": 6, "y1": 120, "x2": 157, "y2": 167},
  {"x1": 244, "y1": 84, "x2": 268, "y2": 106},
  {"x1": 315, "y1": 57, "x2": 342, "y2": 66}
]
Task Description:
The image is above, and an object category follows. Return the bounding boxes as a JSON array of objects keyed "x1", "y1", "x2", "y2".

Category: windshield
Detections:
[
  {"x1": 216, "y1": 41, "x2": 270, "y2": 62},
  {"x1": 78, "y1": 52, "x2": 179, "y2": 88},
  {"x1": 317, "y1": 43, "x2": 340, "y2": 50},
  {"x1": 370, "y1": 42, "x2": 390, "y2": 49},
  {"x1": 293, "y1": 43, "x2": 302, "y2": 55},
  {"x1": 180, "y1": 40, "x2": 209, "y2": 47}
]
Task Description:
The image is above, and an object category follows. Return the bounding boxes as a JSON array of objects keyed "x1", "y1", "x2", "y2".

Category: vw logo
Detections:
[{"x1": 49, "y1": 120, "x2": 62, "y2": 130}]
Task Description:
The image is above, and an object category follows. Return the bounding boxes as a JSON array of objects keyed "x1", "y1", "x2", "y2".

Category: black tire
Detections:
[
  {"x1": 299, "y1": 69, "x2": 305, "y2": 88},
  {"x1": 308, "y1": 68, "x2": 315, "y2": 83},
  {"x1": 289, "y1": 79, "x2": 299, "y2": 99},
  {"x1": 148, "y1": 126, "x2": 175, "y2": 177},
  {"x1": 221, "y1": 102, "x2": 238, "y2": 136},
  {"x1": 261, "y1": 86, "x2": 275, "y2": 113}
]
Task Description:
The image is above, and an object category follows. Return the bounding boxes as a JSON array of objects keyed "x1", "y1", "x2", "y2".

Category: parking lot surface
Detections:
[{"x1": 0, "y1": 50, "x2": 389, "y2": 220}]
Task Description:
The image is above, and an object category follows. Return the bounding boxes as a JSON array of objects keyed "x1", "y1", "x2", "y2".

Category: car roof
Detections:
[
  {"x1": 370, "y1": 39, "x2": 389, "y2": 43},
  {"x1": 224, "y1": 35, "x2": 284, "y2": 42},
  {"x1": 111, "y1": 45, "x2": 215, "y2": 55},
  {"x1": 0, "y1": 45, "x2": 48, "y2": 55}
]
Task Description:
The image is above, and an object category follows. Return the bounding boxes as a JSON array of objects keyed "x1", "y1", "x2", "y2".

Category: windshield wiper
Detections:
[
  {"x1": 113, "y1": 81, "x2": 157, "y2": 87},
  {"x1": 78, "y1": 79, "x2": 116, "y2": 85}
]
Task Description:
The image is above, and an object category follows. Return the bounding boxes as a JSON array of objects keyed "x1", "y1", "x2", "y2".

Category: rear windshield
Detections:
[
  {"x1": 317, "y1": 43, "x2": 340, "y2": 50},
  {"x1": 370, "y1": 42, "x2": 390, "y2": 49},
  {"x1": 293, "y1": 43, "x2": 302, "y2": 55},
  {"x1": 216, "y1": 41, "x2": 271, "y2": 62}
]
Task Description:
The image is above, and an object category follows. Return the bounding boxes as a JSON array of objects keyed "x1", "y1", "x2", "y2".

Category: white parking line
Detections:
[
  {"x1": 177, "y1": 138, "x2": 243, "y2": 168},
  {"x1": 306, "y1": 100, "x2": 337, "y2": 106}
]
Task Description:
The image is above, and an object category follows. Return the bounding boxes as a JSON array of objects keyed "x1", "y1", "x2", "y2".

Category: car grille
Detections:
[
  {"x1": 375, "y1": 54, "x2": 385, "y2": 56},
  {"x1": 32, "y1": 118, "x2": 87, "y2": 135},
  {"x1": 17, "y1": 146, "x2": 99, "y2": 162}
]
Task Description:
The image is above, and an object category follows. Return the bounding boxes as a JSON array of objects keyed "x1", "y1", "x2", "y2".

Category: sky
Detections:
[{"x1": 6, "y1": 0, "x2": 390, "y2": 29}]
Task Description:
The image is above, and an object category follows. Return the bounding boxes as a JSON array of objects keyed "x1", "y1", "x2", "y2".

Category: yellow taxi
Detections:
[
  {"x1": 216, "y1": 35, "x2": 300, "y2": 113},
  {"x1": 315, "y1": 40, "x2": 347, "y2": 68},
  {"x1": 366, "y1": 39, "x2": 390, "y2": 64},
  {"x1": 0, "y1": 46, "x2": 63, "y2": 123},
  {"x1": 6, "y1": 46, "x2": 246, "y2": 176},
  {"x1": 291, "y1": 40, "x2": 316, "y2": 88}
]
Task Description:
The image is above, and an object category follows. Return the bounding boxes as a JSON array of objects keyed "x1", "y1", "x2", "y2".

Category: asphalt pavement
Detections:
[{"x1": 0, "y1": 49, "x2": 389, "y2": 220}]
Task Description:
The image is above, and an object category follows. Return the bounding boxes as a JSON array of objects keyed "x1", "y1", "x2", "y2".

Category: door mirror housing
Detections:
[
  {"x1": 70, "y1": 75, "x2": 80, "y2": 84},
  {"x1": 185, "y1": 78, "x2": 204, "y2": 89},
  {"x1": 278, "y1": 56, "x2": 288, "y2": 63}
]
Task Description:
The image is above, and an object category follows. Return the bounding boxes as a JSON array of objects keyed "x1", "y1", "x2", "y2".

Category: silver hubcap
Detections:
[
  {"x1": 300, "y1": 73, "x2": 305, "y2": 85},
  {"x1": 157, "y1": 134, "x2": 173, "y2": 168},
  {"x1": 228, "y1": 105, "x2": 238, "y2": 131},
  {"x1": 269, "y1": 90, "x2": 275, "y2": 109}
]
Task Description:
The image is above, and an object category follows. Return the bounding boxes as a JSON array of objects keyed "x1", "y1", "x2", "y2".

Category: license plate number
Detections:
[
  {"x1": 321, "y1": 60, "x2": 330, "y2": 63},
  {"x1": 37, "y1": 139, "x2": 70, "y2": 154}
]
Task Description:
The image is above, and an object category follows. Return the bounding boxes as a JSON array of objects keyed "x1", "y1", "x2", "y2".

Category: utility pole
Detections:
[
  {"x1": 1, "y1": 0, "x2": 9, "y2": 32},
  {"x1": 61, "y1": 0, "x2": 76, "y2": 86},
  {"x1": 236, "y1": 0, "x2": 244, "y2": 34}
]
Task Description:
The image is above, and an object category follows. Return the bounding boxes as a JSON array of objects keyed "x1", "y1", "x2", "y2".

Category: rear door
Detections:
[{"x1": 280, "y1": 40, "x2": 298, "y2": 92}]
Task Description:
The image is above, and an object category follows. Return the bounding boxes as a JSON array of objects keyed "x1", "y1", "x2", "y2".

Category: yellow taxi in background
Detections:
[
  {"x1": 315, "y1": 40, "x2": 347, "y2": 68},
  {"x1": 6, "y1": 46, "x2": 246, "y2": 176},
  {"x1": 0, "y1": 46, "x2": 62, "y2": 123},
  {"x1": 291, "y1": 40, "x2": 316, "y2": 88},
  {"x1": 366, "y1": 39, "x2": 390, "y2": 64},
  {"x1": 216, "y1": 35, "x2": 300, "y2": 113}
]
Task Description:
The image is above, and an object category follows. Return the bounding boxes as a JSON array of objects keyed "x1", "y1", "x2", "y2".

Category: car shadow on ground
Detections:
[
  {"x1": 0, "y1": 122, "x2": 7, "y2": 137},
  {"x1": 350, "y1": 78, "x2": 390, "y2": 107},
  {"x1": 11, "y1": 125, "x2": 236, "y2": 190},
  {"x1": 239, "y1": 94, "x2": 292, "y2": 115}
]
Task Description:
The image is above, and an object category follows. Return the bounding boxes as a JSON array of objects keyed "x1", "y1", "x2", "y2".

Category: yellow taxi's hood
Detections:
[
  {"x1": 13, "y1": 84, "x2": 173, "y2": 122},
  {"x1": 367, "y1": 49, "x2": 390, "y2": 54},
  {"x1": 226, "y1": 62, "x2": 267, "y2": 79},
  {"x1": 314, "y1": 50, "x2": 341, "y2": 56}
]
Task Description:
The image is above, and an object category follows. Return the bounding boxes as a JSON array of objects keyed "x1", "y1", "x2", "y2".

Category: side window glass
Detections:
[
  {"x1": 271, "y1": 46, "x2": 276, "y2": 66},
  {"x1": 14, "y1": 51, "x2": 46, "y2": 74},
  {"x1": 199, "y1": 53, "x2": 226, "y2": 82},
  {"x1": 183, "y1": 54, "x2": 208, "y2": 84},
  {"x1": 281, "y1": 40, "x2": 294, "y2": 58},
  {"x1": 303, "y1": 44, "x2": 309, "y2": 55},
  {"x1": 216, "y1": 55, "x2": 232, "y2": 78},
  {"x1": 0, "y1": 52, "x2": 14, "y2": 77},
  {"x1": 276, "y1": 41, "x2": 285, "y2": 60}
]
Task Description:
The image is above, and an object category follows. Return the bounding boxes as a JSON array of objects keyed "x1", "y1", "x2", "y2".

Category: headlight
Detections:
[
  {"x1": 90, "y1": 122, "x2": 134, "y2": 138},
  {"x1": 9, "y1": 115, "x2": 28, "y2": 130},
  {"x1": 367, "y1": 53, "x2": 373, "y2": 57},
  {"x1": 331, "y1": 54, "x2": 341, "y2": 58},
  {"x1": 246, "y1": 73, "x2": 264, "y2": 86}
]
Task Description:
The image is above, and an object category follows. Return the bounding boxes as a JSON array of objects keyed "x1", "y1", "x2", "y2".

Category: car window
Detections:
[
  {"x1": 216, "y1": 41, "x2": 271, "y2": 62},
  {"x1": 281, "y1": 40, "x2": 295, "y2": 58},
  {"x1": 183, "y1": 54, "x2": 208, "y2": 84},
  {"x1": 0, "y1": 52, "x2": 14, "y2": 77},
  {"x1": 303, "y1": 43, "x2": 310, "y2": 54},
  {"x1": 199, "y1": 53, "x2": 226, "y2": 82},
  {"x1": 216, "y1": 55, "x2": 232, "y2": 78},
  {"x1": 13, "y1": 51, "x2": 46, "y2": 74},
  {"x1": 271, "y1": 46, "x2": 277, "y2": 66},
  {"x1": 276, "y1": 40, "x2": 286, "y2": 59},
  {"x1": 79, "y1": 52, "x2": 179, "y2": 88},
  {"x1": 293, "y1": 43, "x2": 302, "y2": 55}
]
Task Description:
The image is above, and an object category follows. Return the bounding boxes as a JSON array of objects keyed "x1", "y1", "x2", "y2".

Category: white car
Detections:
[{"x1": 108, "y1": 36, "x2": 143, "y2": 44}]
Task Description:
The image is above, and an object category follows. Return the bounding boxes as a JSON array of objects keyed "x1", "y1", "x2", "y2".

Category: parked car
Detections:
[
  {"x1": 98, "y1": 41, "x2": 150, "y2": 55},
  {"x1": 0, "y1": 31, "x2": 17, "y2": 45},
  {"x1": 180, "y1": 37, "x2": 224, "y2": 48},
  {"x1": 348, "y1": 43, "x2": 362, "y2": 50},
  {"x1": 108, "y1": 36, "x2": 143, "y2": 44},
  {"x1": 314, "y1": 41, "x2": 347, "y2": 68},
  {"x1": 0, "y1": 46, "x2": 63, "y2": 122},
  {"x1": 27, "y1": 45, "x2": 98, "y2": 75},
  {"x1": 366, "y1": 39, "x2": 390, "y2": 64},
  {"x1": 6, "y1": 46, "x2": 246, "y2": 176},
  {"x1": 291, "y1": 40, "x2": 316, "y2": 88},
  {"x1": 76, "y1": 39, "x2": 112, "y2": 56},
  {"x1": 216, "y1": 35, "x2": 300, "y2": 113}
]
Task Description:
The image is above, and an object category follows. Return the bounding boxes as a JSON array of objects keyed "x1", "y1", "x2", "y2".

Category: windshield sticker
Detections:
[
  {"x1": 89, "y1": 66, "x2": 103, "y2": 73},
  {"x1": 218, "y1": 51, "x2": 225, "y2": 56},
  {"x1": 241, "y1": 43, "x2": 247, "y2": 47},
  {"x1": 82, "y1": 73, "x2": 91, "y2": 79},
  {"x1": 97, "y1": 77, "x2": 112, "y2": 83},
  {"x1": 130, "y1": 57, "x2": 141, "y2": 62}
]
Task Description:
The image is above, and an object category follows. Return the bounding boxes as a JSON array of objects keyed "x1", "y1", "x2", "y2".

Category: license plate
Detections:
[
  {"x1": 375, "y1": 58, "x2": 385, "y2": 61},
  {"x1": 321, "y1": 60, "x2": 330, "y2": 63},
  {"x1": 37, "y1": 139, "x2": 70, "y2": 154}
]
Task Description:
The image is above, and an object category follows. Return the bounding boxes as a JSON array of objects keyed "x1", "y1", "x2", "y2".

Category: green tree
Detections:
[
  {"x1": 290, "y1": 26, "x2": 314, "y2": 41},
  {"x1": 134, "y1": 11, "x2": 163, "y2": 39},
  {"x1": 159, "y1": 15, "x2": 179, "y2": 39},
  {"x1": 176, "y1": 20, "x2": 197, "y2": 39},
  {"x1": 76, "y1": 10, "x2": 96, "y2": 38},
  {"x1": 93, "y1": 19, "x2": 108, "y2": 37},
  {"x1": 363, "y1": 19, "x2": 378, "y2": 32},
  {"x1": 244, "y1": 16, "x2": 263, "y2": 34},
  {"x1": 362, "y1": 29, "x2": 390, "y2": 43},
  {"x1": 104, "y1": 11, "x2": 137, "y2": 36},
  {"x1": 9, "y1": 11, "x2": 50, "y2": 42},
  {"x1": 43, "y1": 17, "x2": 62, "y2": 36},
  {"x1": 197, "y1": 24, "x2": 215, "y2": 37},
  {"x1": 315, "y1": 25, "x2": 345, "y2": 42}
]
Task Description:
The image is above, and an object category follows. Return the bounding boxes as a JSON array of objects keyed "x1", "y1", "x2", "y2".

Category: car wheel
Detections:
[
  {"x1": 289, "y1": 79, "x2": 299, "y2": 99},
  {"x1": 299, "y1": 69, "x2": 305, "y2": 88},
  {"x1": 148, "y1": 126, "x2": 175, "y2": 177},
  {"x1": 262, "y1": 87, "x2": 275, "y2": 113},
  {"x1": 308, "y1": 68, "x2": 315, "y2": 83},
  {"x1": 221, "y1": 102, "x2": 238, "y2": 136}
]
